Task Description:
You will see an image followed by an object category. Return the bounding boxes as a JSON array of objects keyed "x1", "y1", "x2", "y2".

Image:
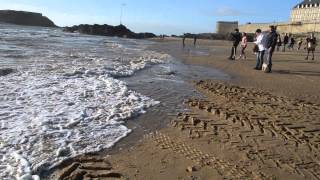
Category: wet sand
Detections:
[{"x1": 47, "y1": 38, "x2": 320, "y2": 180}]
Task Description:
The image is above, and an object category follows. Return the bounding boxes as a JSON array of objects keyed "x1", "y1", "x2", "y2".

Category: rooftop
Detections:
[{"x1": 294, "y1": 0, "x2": 320, "y2": 8}]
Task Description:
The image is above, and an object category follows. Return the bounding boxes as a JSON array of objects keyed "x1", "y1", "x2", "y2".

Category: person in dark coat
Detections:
[
  {"x1": 265, "y1": 25, "x2": 278, "y2": 73},
  {"x1": 288, "y1": 36, "x2": 295, "y2": 50},
  {"x1": 228, "y1": 29, "x2": 241, "y2": 60},
  {"x1": 282, "y1": 33, "x2": 289, "y2": 52},
  {"x1": 297, "y1": 38, "x2": 303, "y2": 50},
  {"x1": 276, "y1": 34, "x2": 282, "y2": 51},
  {"x1": 306, "y1": 33, "x2": 317, "y2": 60}
]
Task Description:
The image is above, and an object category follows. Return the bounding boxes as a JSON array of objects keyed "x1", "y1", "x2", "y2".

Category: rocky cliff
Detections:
[
  {"x1": 63, "y1": 24, "x2": 156, "y2": 39},
  {"x1": 0, "y1": 10, "x2": 56, "y2": 27}
]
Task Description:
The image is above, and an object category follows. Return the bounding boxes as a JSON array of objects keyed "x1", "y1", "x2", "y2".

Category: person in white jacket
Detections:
[{"x1": 254, "y1": 29, "x2": 267, "y2": 70}]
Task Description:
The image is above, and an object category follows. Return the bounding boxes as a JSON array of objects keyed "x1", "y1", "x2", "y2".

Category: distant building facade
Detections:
[
  {"x1": 291, "y1": 0, "x2": 320, "y2": 22},
  {"x1": 216, "y1": 21, "x2": 238, "y2": 34},
  {"x1": 238, "y1": 0, "x2": 320, "y2": 33}
]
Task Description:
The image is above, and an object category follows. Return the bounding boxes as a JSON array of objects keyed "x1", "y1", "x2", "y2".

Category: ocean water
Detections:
[
  {"x1": 0, "y1": 24, "x2": 171, "y2": 180},
  {"x1": 0, "y1": 24, "x2": 229, "y2": 180}
]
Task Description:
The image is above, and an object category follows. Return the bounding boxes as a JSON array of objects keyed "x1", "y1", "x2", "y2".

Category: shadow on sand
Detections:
[{"x1": 273, "y1": 70, "x2": 320, "y2": 77}]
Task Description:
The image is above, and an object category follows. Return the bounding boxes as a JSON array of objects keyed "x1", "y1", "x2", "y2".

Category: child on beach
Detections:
[{"x1": 238, "y1": 32, "x2": 247, "y2": 60}]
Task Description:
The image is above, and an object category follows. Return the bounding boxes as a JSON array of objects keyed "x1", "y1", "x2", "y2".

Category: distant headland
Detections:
[
  {"x1": 0, "y1": 10, "x2": 156, "y2": 39},
  {"x1": 0, "y1": 10, "x2": 56, "y2": 27},
  {"x1": 63, "y1": 24, "x2": 156, "y2": 39}
]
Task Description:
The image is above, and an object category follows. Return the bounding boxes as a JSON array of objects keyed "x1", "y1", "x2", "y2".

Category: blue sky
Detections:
[{"x1": 0, "y1": 0, "x2": 300, "y2": 35}]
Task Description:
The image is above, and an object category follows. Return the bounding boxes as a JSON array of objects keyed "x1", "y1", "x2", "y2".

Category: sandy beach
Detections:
[{"x1": 47, "y1": 38, "x2": 320, "y2": 180}]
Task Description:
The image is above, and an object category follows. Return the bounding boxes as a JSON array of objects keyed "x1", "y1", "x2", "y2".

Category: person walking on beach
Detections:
[
  {"x1": 276, "y1": 34, "x2": 282, "y2": 51},
  {"x1": 239, "y1": 32, "x2": 248, "y2": 60},
  {"x1": 288, "y1": 35, "x2": 295, "y2": 50},
  {"x1": 254, "y1": 29, "x2": 267, "y2": 70},
  {"x1": 228, "y1": 29, "x2": 241, "y2": 60},
  {"x1": 182, "y1": 35, "x2": 186, "y2": 48},
  {"x1": 283, "y1": 33, "x2": 289, "y2": 52},
  {"x1": 305, "y1": 33, "x2": 317, "y2": 60},
  {"x1": 194, "y1": 35, "x2": 197, "y2": 47},
  {"x1": 265, "y1": 25, "x2": 278, "y2": 73},
  {"x1": 297, "y1": 38, "x2": 303, "y2": 50}
]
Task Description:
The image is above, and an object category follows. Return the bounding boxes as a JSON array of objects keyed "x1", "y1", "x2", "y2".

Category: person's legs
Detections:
[
  {"x1": 233, "y1": 45, "x2": 238, "y2": 59},
  {"x1": 239, "y1": 47, "x2": 244, "y2": 59},
  {"x1": 283, "y1": 44, "x2": 286, "y2": 52},
  {"x1": 260, "y1": 50, "x2": 265, "y2": 69},
  {"x1": 255, "y1": 52, "x2": 260, "y2": 69},
  {"x1": 306, "y1": 50, "x2": 310, "y2": 60},
  {"x1": 312, "y1": 50, "x2": 315, "y2": 60},
  {"x1": 267, "y1": 48, "x2": 274, "y2": 73},
  {"x1": 255, "y1": 51, "x2": 264, "y2": 69},
  {"x1": 229, "y1": 46, "x2": 235, "y2": 59},
  {"x1": 243, "y1": 47, "x2": 246, "y2": 59}
]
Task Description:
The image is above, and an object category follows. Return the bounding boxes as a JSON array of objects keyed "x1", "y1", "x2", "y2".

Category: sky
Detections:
[{"x1": 0, "y1": 0, "x2": 300, "y2": 35}]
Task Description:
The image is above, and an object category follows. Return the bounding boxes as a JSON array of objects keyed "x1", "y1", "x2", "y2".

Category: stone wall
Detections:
[
  {"x1": 239, "y1": 22, "x2": 320, "y2": 34},
  {"x1": 216, "y1": 21, "x2": 238, "y2": 34},
  {"x1": 239, "y1": 23, "x2": 272, "y2": 33}
]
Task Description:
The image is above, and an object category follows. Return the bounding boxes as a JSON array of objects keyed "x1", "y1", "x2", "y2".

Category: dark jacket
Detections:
[
  {"x1": 283, "y1": 35, "x2": 289, "y2": 44},
  {"x1": 290, "y1": 38, "x2": 295, "y2": 45},
  {"x1": 266, "y1": 31, "x2": 278, "y2": 49},
  {"x1": 230, "y1": 32, "x2": 241, "y2": 46}
]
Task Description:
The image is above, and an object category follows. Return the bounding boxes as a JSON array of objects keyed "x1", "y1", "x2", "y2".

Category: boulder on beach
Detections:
[
  {"x1": 63, "y1": 24, "x2": 156, "y2": 39},
  {"x1": 0, "y1": 10, "x2": 56, "y2": 27}
]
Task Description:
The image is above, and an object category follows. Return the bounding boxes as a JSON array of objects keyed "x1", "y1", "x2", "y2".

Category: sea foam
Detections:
[{"x1": 0, "y1": 27, "x2": 169, "y2": 179}]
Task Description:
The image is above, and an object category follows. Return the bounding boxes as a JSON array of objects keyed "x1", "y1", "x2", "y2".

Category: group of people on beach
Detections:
[
  {"x1": 275, "y1": 33, "x2": 317, "y2": 60},
  {"x1": 228, "y1": 26, "x2": 317, "y2": 73}
]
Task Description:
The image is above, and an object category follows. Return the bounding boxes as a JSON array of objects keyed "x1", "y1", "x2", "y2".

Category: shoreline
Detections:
[{"x1": 47, "y1": 38, "x2": 320, "y2": 180}]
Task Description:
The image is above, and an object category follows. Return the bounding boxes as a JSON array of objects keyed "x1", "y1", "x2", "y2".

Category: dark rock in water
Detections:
[
  {"x1": 0, "y1": 10, "x2": 56, "y2": 27},
  {"x1": 63, "y1": 24, "x2": 156, "y2": 39},
  {"x1": 0, "y1": 68, "x2": 15, "y2": 76}
]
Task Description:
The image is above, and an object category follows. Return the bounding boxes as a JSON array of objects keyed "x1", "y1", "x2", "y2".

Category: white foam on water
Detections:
[{"x1": 0, "y1": 43, "x2": 169, "y2": 179}]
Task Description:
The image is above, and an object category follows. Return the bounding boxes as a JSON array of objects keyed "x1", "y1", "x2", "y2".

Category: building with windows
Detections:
[
  {"x1": 291, "y1": 0, "x2": 320, "y2": 22},
  {"x1": 238, "y1": 0, "x2": 320, "y2": 33}
]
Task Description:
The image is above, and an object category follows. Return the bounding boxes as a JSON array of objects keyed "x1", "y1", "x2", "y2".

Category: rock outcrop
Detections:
[
  {"x1": 0, "y1": 10, "x2": 56, "y2": 27},
  {"x1": 63, "y1": 24, "x2": 156, "y2": 39}
]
